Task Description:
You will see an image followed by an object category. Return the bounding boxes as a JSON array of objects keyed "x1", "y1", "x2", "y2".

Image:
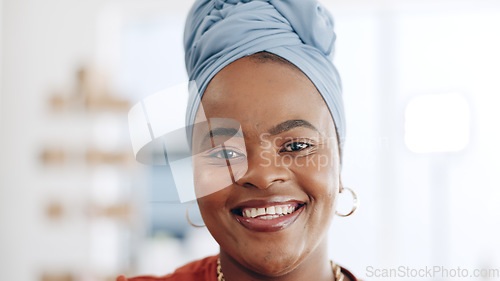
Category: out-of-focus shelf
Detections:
[
  {"x1": 87, "y1": 203, "x2": 133, "y2": 222},
  {"x1": 39, "y1": 63, "x2": 138, "y2": 281},
  {"x1": 50, "y1": 95, "x2": 130, "y2": 112},
  {"x1": 41, "y1": 273, "x2": 74, "y2": 281},
  {"x1": 86, "y1": 149, "x2": 132, "y2": 165},
  {"x1": 41, "y1": 272, "x2": 117, "y2": 281},
  {"x1": 40, "y1": 148, "x2": 132, "y2": 166},
  {"x1": 45, "y1": 200, "x2": 133, "y2": 222},
  {"x1": 49, "y1": 65, "x2": 130, "y2": 113}
]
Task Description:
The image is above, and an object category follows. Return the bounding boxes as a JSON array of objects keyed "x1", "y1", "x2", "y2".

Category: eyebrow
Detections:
[
  {"x1": 201, "y1": 119, "x2": 318, "y2": 146},
  {"x1": 202, "y1": 127, "x2": 243, "y2": 146},
  {"x1": 268, "y1": 119, "x2": 319, "y2": 136}
]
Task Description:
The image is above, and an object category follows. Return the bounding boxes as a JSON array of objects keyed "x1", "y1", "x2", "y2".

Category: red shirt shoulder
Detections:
[
  {"x1": 117, "y1": 255, "x2": 361, "y2": 281},
  {"x1": 117, "y1": 255, "x2": 218, "y2": 281}
]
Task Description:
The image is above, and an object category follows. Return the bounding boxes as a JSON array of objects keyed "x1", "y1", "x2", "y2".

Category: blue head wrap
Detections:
[{"x1": 184, "y1": 0, "x2": 345, "y2": 150}]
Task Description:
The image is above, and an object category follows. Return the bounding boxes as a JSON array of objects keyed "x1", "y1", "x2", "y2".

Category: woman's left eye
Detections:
[{"x1": 281, "y1": 142, "x2": 311, "y2": 152}]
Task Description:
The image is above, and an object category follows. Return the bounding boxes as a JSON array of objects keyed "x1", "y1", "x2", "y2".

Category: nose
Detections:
[{"x1": 235, "y1": 150, "x2": 290, "y2": 189}]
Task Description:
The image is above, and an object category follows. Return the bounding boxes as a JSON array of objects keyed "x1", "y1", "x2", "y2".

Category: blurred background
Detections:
[{"x1": 1, "y1": 0, "x2": 500, "y2": 280}]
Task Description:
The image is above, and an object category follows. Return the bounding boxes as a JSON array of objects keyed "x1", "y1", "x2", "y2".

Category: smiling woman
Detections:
[
  {"x1": 118, "y1": 0, "x2": 359, "y2": 280},
  {"x1": 191, "y1": 54, "x2": 346, "y2": 280}
]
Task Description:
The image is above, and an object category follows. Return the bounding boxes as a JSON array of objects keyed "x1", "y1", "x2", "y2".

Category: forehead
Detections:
[{"x1": 196, "y1": 56, "x2": 335, "y2": 138}]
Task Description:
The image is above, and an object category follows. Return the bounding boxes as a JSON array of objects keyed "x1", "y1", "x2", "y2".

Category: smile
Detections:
[{"x1": 231, "y1": 201, "x2": 306, "y2": 232}]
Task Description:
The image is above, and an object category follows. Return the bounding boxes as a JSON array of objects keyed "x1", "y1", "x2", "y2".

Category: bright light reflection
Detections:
[{"x1": 405, "y1": 93, "x2": 470, "y2": 153}]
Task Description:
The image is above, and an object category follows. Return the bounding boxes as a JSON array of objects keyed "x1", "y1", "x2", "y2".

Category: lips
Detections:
[{"x1": 231, "y1": 200, "x2": 306, "y2": 232}]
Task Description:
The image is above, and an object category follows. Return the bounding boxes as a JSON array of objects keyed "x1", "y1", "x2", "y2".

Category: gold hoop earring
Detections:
[
  {"x1": 335, "y1": 186, "x2": 359, "y2": 217},
  {"x1": 186, "y1": 202, "x2": 205, "y2": 228}
]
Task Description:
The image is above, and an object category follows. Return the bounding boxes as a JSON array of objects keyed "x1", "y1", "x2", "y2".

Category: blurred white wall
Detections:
[
  {"x1": 329, "y1": 1, "x2": 500, "y2": 278},
  {"x1": 0, "y1": 0, "x2": 129, "y2": 280}
]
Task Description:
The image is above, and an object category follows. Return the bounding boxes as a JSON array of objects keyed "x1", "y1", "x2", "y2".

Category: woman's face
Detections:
[{"x1": 191, "y1": 56, "x2": 341, "y2": 276}]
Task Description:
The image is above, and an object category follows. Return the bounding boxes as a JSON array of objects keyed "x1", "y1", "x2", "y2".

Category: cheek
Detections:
[
  {"x1": 193, "y1": 161, "x2": 233, "y2": 232},
  {"x1": 291, "y1": 152, "x2": 340, "y2": 210},
  {"x1": 193, "y1": 159, "x2": 234, "y2": 199},
  {"x1": 196, "y1": 189, "x2": 238, "y2": 251},
  {"x1": 196, "y1": 191, "x2": 227, "y2": 232}
]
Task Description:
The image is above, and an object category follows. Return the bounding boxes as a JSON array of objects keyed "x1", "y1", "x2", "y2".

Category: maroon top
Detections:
[{"x1": 117, "y1": 255, "x2": 360, "y2": 281}]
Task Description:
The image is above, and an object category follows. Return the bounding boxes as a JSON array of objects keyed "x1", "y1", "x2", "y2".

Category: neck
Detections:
[{"x1": 219, "y1": 239, "x2": 334, "y2": 281}]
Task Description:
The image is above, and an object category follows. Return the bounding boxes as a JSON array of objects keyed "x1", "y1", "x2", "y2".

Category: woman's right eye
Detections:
[{"x1": 208, "y1": 149, "x2": 244, "y2": 160}]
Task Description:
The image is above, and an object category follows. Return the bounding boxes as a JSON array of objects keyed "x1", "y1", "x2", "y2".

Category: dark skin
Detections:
[{"x1": 191, "y1": 56, "x2": 349, "y2": 281}]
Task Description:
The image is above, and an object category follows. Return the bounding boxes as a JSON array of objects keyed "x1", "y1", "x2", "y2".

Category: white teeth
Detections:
[
  {"x1": 251, "y1": 208, "x2": 257, "y2": 218},
  {"x1": 260, "y1": 215, "x2": 280, "y2": 220},
  {"x1": 241, "y1": 204, "x2": 299, "y2": 218}
]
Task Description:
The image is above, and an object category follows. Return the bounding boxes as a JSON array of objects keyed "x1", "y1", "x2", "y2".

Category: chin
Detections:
[{"x1": 241, "y1": 250, "x2": 301, "y2": 277}]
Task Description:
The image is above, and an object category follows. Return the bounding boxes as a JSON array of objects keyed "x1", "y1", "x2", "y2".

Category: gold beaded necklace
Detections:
[{"x1": 216, "y1": 257, "x2": 344, "y2": 281}]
